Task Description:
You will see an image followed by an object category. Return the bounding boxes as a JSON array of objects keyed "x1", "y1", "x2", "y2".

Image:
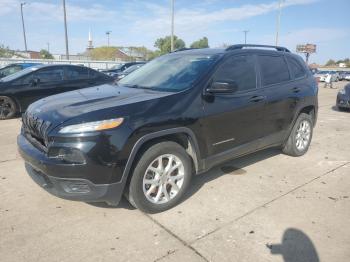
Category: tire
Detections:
[
  {"x1": 127, "y1": 141, "x2": 192, "y2": 213},
  {"x1": 282, "y1": 113, "x2": 313, "y2": 157},
  {"x1": 0, "y1": 96, "x2": 17, "y2": 120}
]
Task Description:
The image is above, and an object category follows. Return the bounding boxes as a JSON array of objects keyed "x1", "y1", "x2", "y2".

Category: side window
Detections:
[
  {"x1": 259, "y1": 55, "x2": 290, "y2": 86},
  {"x1": 213, "y1": 55, "x2": 256, "y2": 92},
  {"x1": 34, "y1": 67, "x2": 64, "y2": 83},
  {"x1": 286, "y1": 56, "x2": 306, "y2": 79},
  {"x1": 66, "y1": 67, "x2": 89, "y2": 80},
  {"x1": 88, "y1": 68, "x2": 100, "y2": 79}
]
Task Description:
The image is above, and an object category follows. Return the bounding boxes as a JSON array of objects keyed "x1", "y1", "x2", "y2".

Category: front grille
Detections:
[{"x1": 22, "y1": 112, "x2": 51, "y2": 149}]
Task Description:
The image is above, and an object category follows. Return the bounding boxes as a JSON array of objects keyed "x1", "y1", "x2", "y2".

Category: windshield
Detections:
[
  {"x1": 1, "y1": 66, "x2": 39, "y2": 82},
  {"x1": 111, "y1": 64, "x2": 124, "y2": 70},
  {"x1": 123, "y1": 64, "x2": 143, "y2": 74},
  {"x1": 119, "y1": 54, "x2": 219, "y2": 91}
]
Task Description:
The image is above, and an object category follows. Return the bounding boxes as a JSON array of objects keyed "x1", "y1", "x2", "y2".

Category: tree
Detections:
[
  {"x1": 190, "y1": 37, "x2": 209, "y2": 49},
  {"x1": 154, "y1": 35, "x2": 185, "y2": 55},
  {"x1": 325, "y1": 59, "x2": 336, "y2": 66},
  {"x1": 40, "y1": 49, "x2": 53, "y2": 59},
  {"x1": 90, "y1": 46, "x2": 118, "y2": 60},
  {"x1": 0, "y1": 45, "x2": 15, "y2": 58}
]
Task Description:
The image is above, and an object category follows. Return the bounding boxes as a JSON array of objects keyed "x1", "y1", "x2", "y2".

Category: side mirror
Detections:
[
  {"x1": 31, "y1": 78, "x2": 40, "y2": 86},
  {"x1": 206, "y1": 81, "x2": 238, "y2": 94}
]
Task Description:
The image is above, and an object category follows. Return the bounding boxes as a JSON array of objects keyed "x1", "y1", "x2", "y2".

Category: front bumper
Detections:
[
  {"x1": 337, "y1": 94, "x2": 350, "y2": 108},
  {"x1": 18, "y1": 134, "x2": 125, "y2": 205}
]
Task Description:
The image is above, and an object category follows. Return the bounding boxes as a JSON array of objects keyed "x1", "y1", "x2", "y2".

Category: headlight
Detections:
[
  {"x1": 59, "y1": 118, "x2": 124, "y2": 134},
  {"x1": 339, "y1": 89, "x2": 346, "y2": 95}
]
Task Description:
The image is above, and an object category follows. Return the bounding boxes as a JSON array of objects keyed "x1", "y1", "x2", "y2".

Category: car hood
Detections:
[{"x1": 26, "y1": 84, "x2": 175, "y2": 129}]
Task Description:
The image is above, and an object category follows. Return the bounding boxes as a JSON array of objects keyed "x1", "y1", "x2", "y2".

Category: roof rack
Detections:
[
  {"x1": 226, "y1": 44, "x2": 290, "y2": 53},
  {"x1": 172, "y1": 48, "x2": 198, "y2": 53}
]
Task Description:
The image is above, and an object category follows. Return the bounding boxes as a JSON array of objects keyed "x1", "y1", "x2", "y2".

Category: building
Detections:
[
  {"x1": 338, "y1": 63, "x2": 347, "y2": 68},
  {"x1": 15, "y1": 50, "x2": 41, "y2": 59}
]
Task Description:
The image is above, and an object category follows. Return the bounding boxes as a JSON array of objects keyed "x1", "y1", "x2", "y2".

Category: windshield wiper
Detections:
[{"x1": 124, "y1": 84, "x2": 152, "y2": 89}]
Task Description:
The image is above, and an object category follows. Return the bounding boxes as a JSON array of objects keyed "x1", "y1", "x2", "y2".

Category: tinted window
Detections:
[
  {"x1": 66, "y1": 66, "x2": 88, "y2": 80},
  {"x1": 88, "y1": 68, "x2": 101, "y2": 79},
  {"x1": 213, "y1": 55, "x2": 256, "y2": 92},
  {"x1": 259, "y1": 55, "x2": 290, "y2": 86},
  {"x1": 34, "y1": 67, "x2": 64, "y2": 82},
  {"x1": 287, "y1": 56, "x2": 306, "y2": 79}
]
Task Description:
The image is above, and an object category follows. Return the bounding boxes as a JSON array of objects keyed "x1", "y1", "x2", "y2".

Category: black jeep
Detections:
[{"x1": 18, "y1": 45, "x2": 318, "y2": 213}]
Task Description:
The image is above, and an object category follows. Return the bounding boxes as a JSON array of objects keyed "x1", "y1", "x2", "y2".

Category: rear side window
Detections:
[
  {"x1": 259, "y1": 55, "x2": 290, "y2": 86},
  {"x1": 286, "y1": 56, "x2": 306, "y2": 79},
  {"x1": 66, "y1": 67, "x2": 89, "y2": 80},
  {"x1": 213, "y1": 55, "x2": 256, "y2": 92},
  {"x1": 34, "y1": 67, "x2": 64, "y2": 82}
]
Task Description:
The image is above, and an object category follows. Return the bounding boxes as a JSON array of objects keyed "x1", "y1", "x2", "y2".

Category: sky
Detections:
[{"x1": 0, "y1": 0, "x2": 349, "y2": 64}]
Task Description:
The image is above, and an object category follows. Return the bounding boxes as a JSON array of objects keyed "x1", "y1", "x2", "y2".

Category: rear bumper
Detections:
[{"x1": 18, "y1": 134, "x2": 125, "y2": 205}]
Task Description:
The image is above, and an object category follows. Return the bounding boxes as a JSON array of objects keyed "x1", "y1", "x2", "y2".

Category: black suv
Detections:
[{"x1": 18, "y1": 45, "x2": 318, "y2": 213}]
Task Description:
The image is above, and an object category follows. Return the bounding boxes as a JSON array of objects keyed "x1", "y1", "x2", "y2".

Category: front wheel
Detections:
[
  {"x1": 282, "y1": 113, "x2": 313, "y2": 157},
  {"x1": 127, "y1": 141, "x2": 192, "y2": 213},
  {"x1": 0, "y1": 96, "x2": 17, "y2": 120}
]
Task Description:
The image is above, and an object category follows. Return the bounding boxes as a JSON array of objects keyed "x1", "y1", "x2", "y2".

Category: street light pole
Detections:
[
  {"x1": 62, "y1": 0, "x2": 69, "y2": 60},
  {"x1": 20, "y1": 2, "x2": 28, "y2": 52},
  {"x1": 275, "y1": 0, "x2": 283, "y2": 46},
  {"x1": 170, "y1": 0, "x2": 175, "y2": 52},
  {"x1": 106, "y1": 31, "x2": 111, "y2": 47},
  {"x1": 47, "y1": 42, "x2": 50, "y2": 53},
  {"x1": 243, "y1": 30, "x2": 249, "y2": 44}
]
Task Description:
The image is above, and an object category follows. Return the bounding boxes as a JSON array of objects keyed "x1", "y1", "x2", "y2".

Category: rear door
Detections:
[
  {"x1": 202, "y1": 54, "x2": 265, "y2": 157},
  {"x1": 257, "y1": 54, "x2": 296, "y2": 146}
]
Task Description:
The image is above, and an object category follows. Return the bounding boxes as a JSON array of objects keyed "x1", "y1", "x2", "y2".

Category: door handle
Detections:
[
  {"x1": 249, "y1": 95, "x2": 266, "y2": 103},
  {"x1": 292, "y1": 87, "x2": 301, "y2": 93}
]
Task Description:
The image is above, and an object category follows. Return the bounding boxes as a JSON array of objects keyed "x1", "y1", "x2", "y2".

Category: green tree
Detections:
[
  {"x1": 40, "y1": 49, "x2": 53, "y2": 59},
  {"x1": 190, "y1": 37, "x2": 209, "y2": 49},
  {"x1": 325, "y1": 59, "x2": 336, "y2": 66},
  {"x1": 0, "y1": 45, "x2": 14, "y2": 58},
  {"x1": 90, "y1": 46, "x2": 118, "y2": 60},
  {"x1": 154, "y1": 35, "x2": 186, "y2": 55}
]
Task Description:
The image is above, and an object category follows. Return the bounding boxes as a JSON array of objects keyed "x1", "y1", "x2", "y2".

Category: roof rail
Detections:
[
  {"x1": 172, "y1": 48, "x2": 198, "y2": 53},
  {"x1": 226, "y1": 44, "x2": 290, "y2": 53}
]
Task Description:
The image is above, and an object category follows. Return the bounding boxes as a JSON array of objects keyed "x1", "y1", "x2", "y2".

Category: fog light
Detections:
[
  {"x1": 57, "y1": 148, "x2": 86, "y2": 164},
  {"x1": 62, "y1": 181, "x2": 90, "y2": 193}
]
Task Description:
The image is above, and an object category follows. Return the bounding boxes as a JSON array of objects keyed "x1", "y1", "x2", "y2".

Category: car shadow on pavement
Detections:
[
  {"x1": 331, "y1": 105, "x2": 350, "y2": 112},
  {"x1": 87, "y1": 198, "x2": 135, "y2": 210},
  {"x1": 266, "y1": 228, "x2": 319, "y2": 262},
  {"x1": 88, "y1": 147, "x2": 280, "y2": 210},
  {"x1": 181, "y1": 147, "x2": 281, "y2": 203}
]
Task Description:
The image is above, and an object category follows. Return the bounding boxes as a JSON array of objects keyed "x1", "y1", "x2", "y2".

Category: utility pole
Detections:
[
  {"x1": 106, "y1": 31, "x2": 112, "y2": 47},
  {"x1": 243, "y1": 30, "x2": 249, "y2": 44},
  {"x1": 62, "y1": 0, "x2": 69, "y2": 60},
  {"x1": 275, "y1": 0, "x2": 283, "y2": 46},
  {"x1": 47, "y1": 42, "x2": 50, "y2": 52},
  {"x1": 20, "y1": 2, "x2": 28, "y2": 52},
  {"x1": 170, "y1": 0, "x2": 175, "y2": 52}
]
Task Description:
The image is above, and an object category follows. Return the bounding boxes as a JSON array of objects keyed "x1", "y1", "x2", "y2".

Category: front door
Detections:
[{"x1": 201, "y1": 54, "x2": 265, "y2": 158}]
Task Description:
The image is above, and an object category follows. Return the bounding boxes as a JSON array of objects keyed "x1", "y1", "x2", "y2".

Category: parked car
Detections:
[
  {"x1": 343, "y1": 72, "x2": 350, "y2": 81},
  {"x1": 0, "y1": 64, "x2": 113, "y2": 119},
  {"x1": 336, "y1": 84, "x2": 350, "y2": 110},
  {"x1": 315, "y1": 71, "x2": 339, "y2": 82},
  {"x1": 18, "y1": 44, "x2": 318, "y2": 213},
  {"x1": 114, "y1": 63, "x2": 145, "y2": 81},
  {"x1": 0, "y1": 63, "x2": 41, "y2": 78},
  {"x1": 100, "y1": 62, "x2": 145, "y2": 76}
]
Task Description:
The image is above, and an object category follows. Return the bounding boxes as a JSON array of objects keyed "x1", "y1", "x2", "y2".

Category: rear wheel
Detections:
[
  {"x1": 282, "y1": 113, "x2": 313, "y2": 157},
  {"x1": 127, "y1": 141, "x2": 192, "y2": 213},
  {"x1": 0, "y1": 96, "x2": 17, "y2": 120}
]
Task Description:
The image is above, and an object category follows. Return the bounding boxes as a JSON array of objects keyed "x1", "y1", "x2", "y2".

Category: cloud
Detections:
[
  {"x1": 129, "y1": 0, "x2": 319, "y2": 38},
  {"x1": 0, "y1": 0, "x2": 117, "y2": 22}
]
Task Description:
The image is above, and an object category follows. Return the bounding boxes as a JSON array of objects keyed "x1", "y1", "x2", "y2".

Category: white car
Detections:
[{"x1": 315, "y1": 71, "x2": 339, "y2": 82}]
